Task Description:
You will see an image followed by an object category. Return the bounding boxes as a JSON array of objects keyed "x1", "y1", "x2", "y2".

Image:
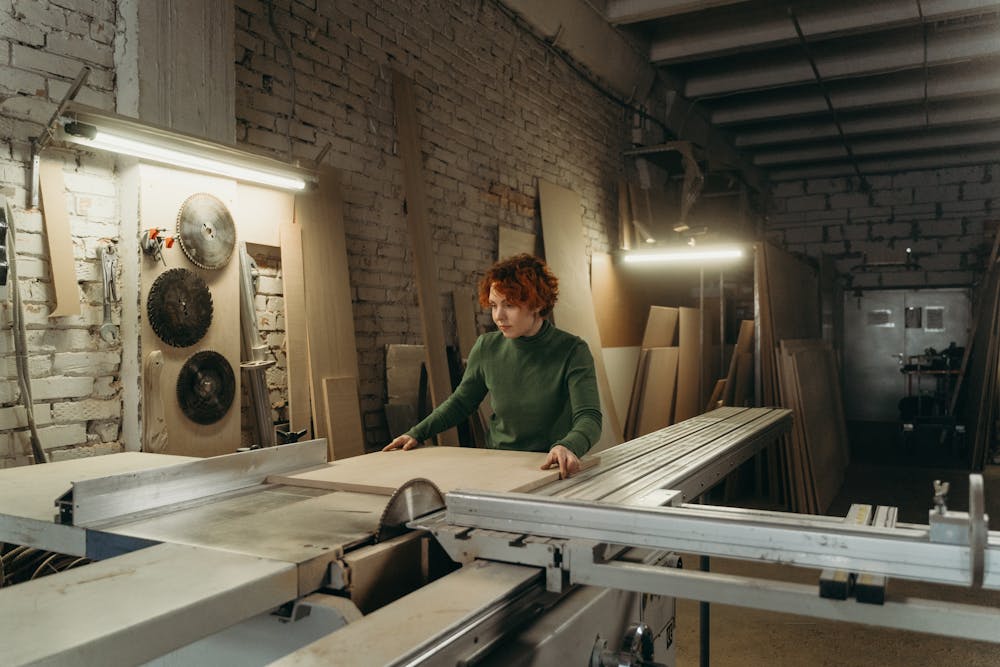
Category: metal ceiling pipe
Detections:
[{"x1": 767, "y1": 147, "x2": 1000, "y2": 180}]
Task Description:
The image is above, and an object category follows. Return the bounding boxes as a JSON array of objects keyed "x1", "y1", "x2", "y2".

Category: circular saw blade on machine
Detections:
[
  {"x1": 176, "y1": 350, "x2": 236, "y2": 425},
  {"x1": 147, "y1": 268, "x2": 214, "y2": 348},
  {"x1": 176, "y1": 192, "x2": 237, "y2": 270},
  {"x1": 375, "y1": 478, "x2": 446, "y2": 543}
]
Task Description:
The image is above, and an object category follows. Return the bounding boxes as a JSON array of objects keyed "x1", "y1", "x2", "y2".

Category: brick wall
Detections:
[
  {"x1": 0, "y1": 0, "x2": 120, "y2": 465},
  {"x1": 234, "y1": 0, "x2": 631, "y2": 446},
  {"x1": 767, "y1": 165, "x2": 1000, "y2": 289}
]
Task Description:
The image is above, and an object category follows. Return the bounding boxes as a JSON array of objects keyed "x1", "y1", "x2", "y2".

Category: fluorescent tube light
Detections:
[
  {"x1": 56, "y1": 102, "x2": 315, "y2": 192},
  {"x1": 623, "y1": 247, "x2": 745, "y2": 264}
]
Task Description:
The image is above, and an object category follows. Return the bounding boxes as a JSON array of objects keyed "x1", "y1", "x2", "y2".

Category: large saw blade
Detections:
[
  {"x1": 375, "y1": 478, "x2": 445, "y2": 543},
  {"x1": 176, "y1": 193, "x2": 236, "y2": 270},
  {"x1": 147, "y1": 268, "x2": 213, "y2": 348},
  {"x1": 176, "y1": 350, "x2": 236, "y2": 425}
]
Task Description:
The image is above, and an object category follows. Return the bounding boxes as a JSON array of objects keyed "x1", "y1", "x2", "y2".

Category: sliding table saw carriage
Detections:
[{"x1": 4, "y1": 406, "x2": 1000, "y2": 666}]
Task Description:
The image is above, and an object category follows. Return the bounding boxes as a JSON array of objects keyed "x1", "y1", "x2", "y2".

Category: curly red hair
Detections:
[{"x1": 478, "y1": 254, "x2": 559, "y2": 317}]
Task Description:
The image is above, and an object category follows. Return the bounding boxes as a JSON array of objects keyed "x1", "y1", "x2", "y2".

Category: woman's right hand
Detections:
[{"x1": 383, "y1": 434, "x2": 421, "y2": 451}]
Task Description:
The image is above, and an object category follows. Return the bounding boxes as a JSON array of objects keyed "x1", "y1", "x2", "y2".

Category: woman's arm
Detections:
[{"x1": 554, "y1": 341, "x2": 603, "y2": 458}]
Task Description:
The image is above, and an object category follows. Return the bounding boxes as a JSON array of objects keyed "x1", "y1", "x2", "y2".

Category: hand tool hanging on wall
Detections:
[
  {"x1": 176, "y1": 193, "x2": 237, "y2": 270},
  {"x1": 238, "y1": 243, "x2": 276, "y2": 446},
  {"x1": 98, "y1": 243, "x2": 119, "y2": 344},
  {"x1": 139, "y1": 228, "x2": 174, "y2": 266},
  {"x1": 146, "y1": 268, "x2": 214, "y2": 348}
]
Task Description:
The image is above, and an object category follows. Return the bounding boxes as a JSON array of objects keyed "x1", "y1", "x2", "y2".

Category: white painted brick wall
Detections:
[
  {"x1": 0, "y1": 0, "x2": 120, "y2": 464},
  {"x1": 770, "y1": 164, "x2": 1000, "y2": 290}
]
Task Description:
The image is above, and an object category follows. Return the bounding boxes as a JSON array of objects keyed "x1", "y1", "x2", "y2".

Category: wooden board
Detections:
[
  {"x1": 723, "y1": 319, "x2": 755, "y2": 406},
  {"x1": 674, "y1": 307, "x2": 702, "y2": 422},
  {"x1": 592, "y1": 251, "x2": 643, "y2": 348},
  {"x1": 602, "y1": 346, "x2": 641, "y2": 431},
  {"x1": 139, "y1": 164, "x2": 241, "y2": 457},
  {"x1": 294, "y1": 166, "x2": 363, "y2": 451},
  {"x1": 636, "y1": 347, "x2": 679, "y2": 436},
  {"x1": 322, "y1": 376, "x2": 365, "y2": 460},
  {"x1": 623, "y1": 348, "x2": 650, "y2": 439},
  {"x1": 391, "y1": 70, "x2": 458, "y2": 446},
  {"x1": 38, "y1": 157, "x2": 81, "y2": 317},
  {"x1": 279, "y1": 222, "x2": 312, "y2": 439},
  {"x1": 452, "y1": 290, "x2": 478, "y2": 361},
  {"x1": 642, "y1": 306, "x2": 679, "y2": 348},
  {"x1": 498, "y1": 226, "x2": 537, "y2": 259},
  {"x1": 142, "y1": 351, "x2": 167, "y2": 453},
  {"x1": 537, "y1": 179, "x2": 622, "y2": 451},
  {"x1": 268, "y1": 446, "x2": 599, "y2": 495},
  {"x1": 236, "y1": 183, "x2": 293, "y2": 247},
  {"x1": 386, "y1": 344, "x2": 426, "y2": 412}
]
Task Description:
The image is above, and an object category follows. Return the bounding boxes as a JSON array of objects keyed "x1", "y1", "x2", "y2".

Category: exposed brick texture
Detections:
[
  {"x1": 769, "y1": 166, "x2": 1000, "y2": 289},
  {"x1": 234, "y1": 0, "x2": 629, "y2": 446}
]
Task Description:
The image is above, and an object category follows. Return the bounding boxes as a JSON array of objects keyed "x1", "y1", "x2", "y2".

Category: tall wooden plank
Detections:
[
  {"x1": 636, "y1": 347, "x2": 680, "y2": 436},
  {"x1": 391, "y1": 70, "x2": 459, "y2": 446},
  {"x1": 294, "y1": 167, "x2": 363, "y2": 451},
  {"x1": 642, "y1": 306, "x2": 679, "y2": 348},
  {"x1": 38, "y1": 158, "x2": 81, "y2": 317},
  {"x1": 674, "y1": 307, "x2": 702, "y2": 422},
  {"x1": 279, "y1": 222, "x2": 312, "y2": 439},
  {"x1": 453, "y1": 290, "x2": 478, "y2": 361},
  {"x1": 537, "y1": 179, "x2": 622, "y2": 450}
]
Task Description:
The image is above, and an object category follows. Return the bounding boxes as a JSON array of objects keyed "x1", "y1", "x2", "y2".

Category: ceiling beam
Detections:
[
  {"x1": 734, "y1": 96, "x2": 1000, "y2": 148},
  {"x1": 711, "y1": 60, "x2": 1000, "y2": 125},
  {"x1": 648, "y1": 0, "x2": 1000, "y2": 64},
  {"x1": 753, "y1": 124, "x2": 1000, "y2": 166},
  {"x1": 606, "y1": 0, "x2": 751, "y2": 25},
  {"x1": 684, "y1": 22, "x2": 1000, "y2": 98},
  {"x1": 767, "y1": 147, "x2": 1000, "y2": 180}
]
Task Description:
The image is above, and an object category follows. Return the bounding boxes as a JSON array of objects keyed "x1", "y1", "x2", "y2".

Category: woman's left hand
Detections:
[{"x1": 542, "y1": 444, "x2": 580, "y2": 479}]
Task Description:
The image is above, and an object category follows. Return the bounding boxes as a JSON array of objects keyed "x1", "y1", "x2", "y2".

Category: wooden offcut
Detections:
[
  {"x1": 322, "y1": 376, "x2": 366, "y2": 460},
  {"x1": 142, "y1": 351, "x2": 167, "y2": 453},
  {"x1": 294, "y1": 166, "x2": 364, "y2": 454},
  {"x1": 268, "y1": 446, "x2": 599, "y2": 495},
  {"x1": 391, "y1": 69, "x2": 458, "y2": 446},
  {"x1": 537, "y1": 179, "x2": 622, "y2": 451},
  {"x1": 38, "y1": 158, "x2": 81, "y2": 318},
  {"x1": 635, "y1": 347, "x2": 679, "y2": 437}
]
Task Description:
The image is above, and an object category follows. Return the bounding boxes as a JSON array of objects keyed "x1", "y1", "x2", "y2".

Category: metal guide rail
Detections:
[{"x1": 411, "y1": 473, "x2": 1000, "y2": 644}]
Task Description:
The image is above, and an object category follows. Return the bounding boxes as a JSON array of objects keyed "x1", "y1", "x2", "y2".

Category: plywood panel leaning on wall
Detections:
[
  {"x1": 38, "y1": 158, "x2": 82, "y2": 318},
  {"x1": 537, "y1": 179, "x2": 622, "y2": 451},
  {"x1": 294, "y1": 166, "x2": 364, "y2": 459},
  {"x1": 278, "y1": 222, "x2": 311, "y2": 441},
  {"x1": 674, "y1": 307, "x2": 702, "y2": 423},
  {"x1": 498, "y1": 226, "x2": 537, "y2": 260}
]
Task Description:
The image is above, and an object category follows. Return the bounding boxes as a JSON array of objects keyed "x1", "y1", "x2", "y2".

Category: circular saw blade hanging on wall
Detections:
[
  {"x1": 176, "y1": 193, "x2": 236, "y2": 270},
  {"x1": 176, "y1": 350, "x2": 236, "y2": 425},
  {"x1": 147, "y1": 268, "x2": 214, "y2": 347}
]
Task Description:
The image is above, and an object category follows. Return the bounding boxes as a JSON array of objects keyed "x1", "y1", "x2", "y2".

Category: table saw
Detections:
[{"x1": 2, "y1": 406, "x2": 1000, "y2": 666}]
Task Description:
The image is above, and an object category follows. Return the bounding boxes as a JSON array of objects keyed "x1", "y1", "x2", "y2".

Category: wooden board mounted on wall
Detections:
[{"x1": 38, "y1": 158, "x2": 81, "y2": 318}]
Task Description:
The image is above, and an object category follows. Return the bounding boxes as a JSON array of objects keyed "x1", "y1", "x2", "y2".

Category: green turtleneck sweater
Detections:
[{"x1": 406, "y1": 320, "x2": 602, "y2": 457}]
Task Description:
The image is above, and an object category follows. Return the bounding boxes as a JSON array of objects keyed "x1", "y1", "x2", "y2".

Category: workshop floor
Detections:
[{"x1": 674, "y1": 423, "x2": 1000, "y2": 666}]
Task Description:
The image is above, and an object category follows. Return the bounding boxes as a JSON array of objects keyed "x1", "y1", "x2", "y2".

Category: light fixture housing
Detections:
[
  {"x1": 56, "y1": 102, "x2": 317, "y2": 192},
  {"x1": 622, "y1": 245, "x2": 746, "y2": 265}
]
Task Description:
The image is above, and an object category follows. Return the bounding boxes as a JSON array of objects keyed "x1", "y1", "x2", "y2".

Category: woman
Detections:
[{"x1": 383, "y1": 253, "x2": 602, "y2": 478}]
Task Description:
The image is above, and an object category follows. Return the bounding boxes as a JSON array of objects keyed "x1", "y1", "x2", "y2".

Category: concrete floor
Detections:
[{"x1": 671, "y1": 423, "x2": 1000, "y2": 666}]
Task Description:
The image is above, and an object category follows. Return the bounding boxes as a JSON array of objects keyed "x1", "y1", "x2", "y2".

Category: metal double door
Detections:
[{"x1": 843, "y1": 288, "x2": 970, "y2": 422}]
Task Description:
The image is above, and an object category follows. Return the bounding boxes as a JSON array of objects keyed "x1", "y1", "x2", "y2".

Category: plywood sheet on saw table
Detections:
[
  {"x1": 538, "y1": 179, "x2": 622, "y2": 450},
  {"x1": 268, "y1": 447, "x2": 596, "y2": 495},
  {"x1": 139, "y1": 164, "x2": 240, "y2": 457}
]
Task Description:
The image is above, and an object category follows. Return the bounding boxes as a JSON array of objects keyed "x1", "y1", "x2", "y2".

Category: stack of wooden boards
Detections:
[
  {"x1": 757, "y1": 242, "x2": 849, "y2": 513},
  {"x1": 620, "y1": 307, "x2": 755, "y2": 440}
]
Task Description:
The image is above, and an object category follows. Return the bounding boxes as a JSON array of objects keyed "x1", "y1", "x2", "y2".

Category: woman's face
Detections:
[{"x1": 489, "y1": 285, "x2": 543, "y2": 338}]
